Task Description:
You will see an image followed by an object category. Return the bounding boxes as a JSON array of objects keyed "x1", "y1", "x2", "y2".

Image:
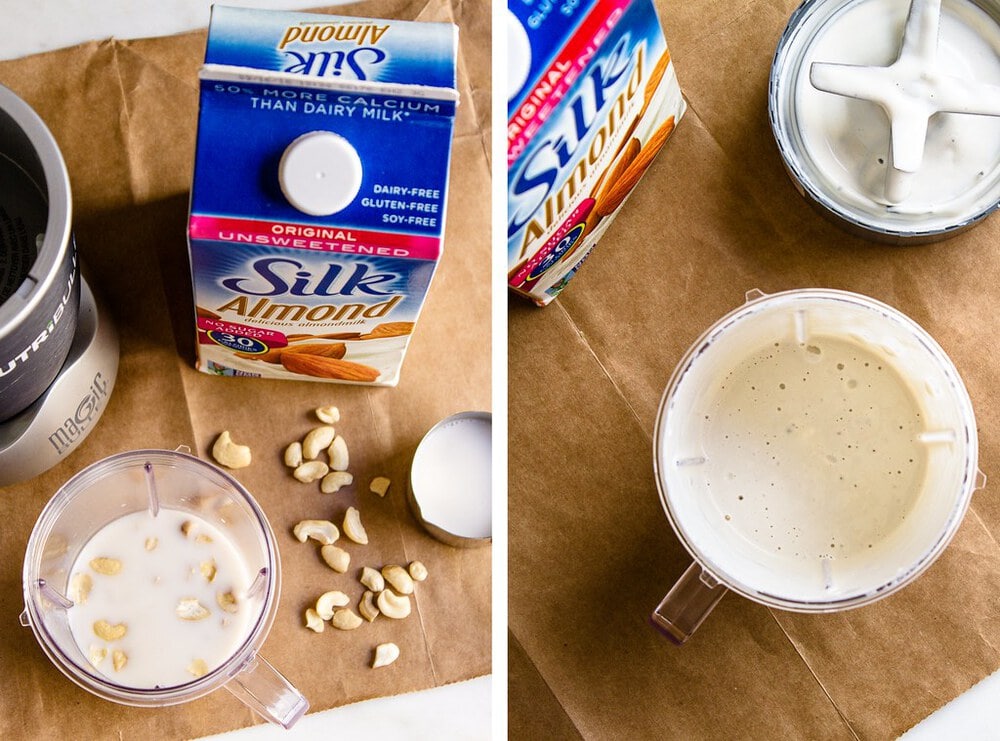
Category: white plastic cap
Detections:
[
  {"x1": 507, "y1": 9, "x2": 531, "y2": 102},
  {"x1": 278, "y1": 131, "x2": 363, "y2": 216}
]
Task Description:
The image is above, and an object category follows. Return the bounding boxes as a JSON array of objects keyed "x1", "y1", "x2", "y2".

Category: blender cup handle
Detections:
[
  {"x1": 650, "y1": 562, "x2": 727, "y2": 644},
  {"x1": 225, "y1": 654, "x2": 309, "y2": 729}
]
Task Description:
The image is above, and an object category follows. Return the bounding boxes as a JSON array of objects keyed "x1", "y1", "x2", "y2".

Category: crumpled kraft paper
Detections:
[
  {"x1": 509, "y1": 0, "x2": 1000, "y2": 738},
  {"x1": 0, "y1": 1, "x2": 490, "y2": 738}
]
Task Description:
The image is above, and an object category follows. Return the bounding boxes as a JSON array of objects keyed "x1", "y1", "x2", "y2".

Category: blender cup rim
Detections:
[
  {"x1": 21, "y1": 448, "x2": 282, "y2": 704},
  {"x1": 652, "y1": 288, "x2": 979, "y2": 613}
]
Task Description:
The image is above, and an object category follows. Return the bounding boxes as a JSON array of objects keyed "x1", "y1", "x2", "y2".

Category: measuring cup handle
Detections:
[
  {"x1": 225, "y1": 654, "x2": 309, "y2": 728},
  {"x1": 650, "y1": 561, "x2": 727, "y2": 644}
]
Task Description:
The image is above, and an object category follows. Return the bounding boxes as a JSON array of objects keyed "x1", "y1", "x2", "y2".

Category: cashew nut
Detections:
[
  {"x1": 112, "y1": 649, "x2": 128, "y2": 672},
  {"x1": 331, "y1": 607, "x2": 363, "y2": 630},
  {"x1": 284, "y1": 441, "x2": 303, "y2": 468},
  {"x1": 320, "y1": 544, "x2": 350, "y2": 573},
  {"x1": 181, "y1": 521, "x2": 213, "y2": 543},
  {"x1": 372, "y1": 642, "x2": 400, "y2": 668},
  {"x1": 293, "y1": 519, "x2": 340, "y2": 545},
  {"x1": 315, "y1": 405, "x2": 341, "y2": 425},
  {"x1": 70, "y1": 572, "x2": 93, "y2": 604},
  {"x1": 360, "y1": 566, "x2": 384, "y2": 592},
  {"x1": 93, "y1": 619, "x2": 128, "y2": 641},
  {"x1": 217, "y1": 591, "x2": 239, "y2": 614},
  {"x1": 187, "y1": 658, "x2": 208, "y2": 678},
  {"x1": 382, "y1": 565, "x2": 414, "y2": 595},
  {"x1": 321, "y1": 471, "x2": 353, "y2": 494},
  {"x1": 89, "y1": 557, "x2": 122, "y2": 576},
  {"x1": 88, "y1": 645, "x2": 107, "y2": 667},
  {"x1": 302, "y1": 426, "x2": 336, "y2": 460},
  {"x1": 359, "y1": 590, "x2": 380, "y2": 622},
  {"x1": 200, "y1": 560, "x2": 217, "y2": 582},
  {"x1": 369, "y1": 476, "x2": 391, "y2": 497},
  {"x1": 408, "y1": 561, "x2": 428, "y2": 582},
  {"x1": 328, "y1": 435, "x2": 349, "y2": 471},
  {"x1": 316, "y1": 590, "x2": 350, "y2": 620},
  {"x1": 176, "y1": 598, "x2": 211, "y2": 621},
  {"x1": 212, "y1": 430, "x2": 252, "y2": 469},
  {"x1": 304, "y1": 607, "x2": 325, "y2": 633},
  {"x1": 343, "y1": 506, "x2": 368, "y2": 545},
  {"x1": 294, "y1": 460, "x2": 329, "y2": 483},
  {"x1": 377, "y1": 589, "x2": 411, "y2": 619}
]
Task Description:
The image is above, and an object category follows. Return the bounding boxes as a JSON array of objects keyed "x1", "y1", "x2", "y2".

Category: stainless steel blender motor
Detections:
[{"x1": 0, "y1": 83, "x2": 118, "y2": 486}]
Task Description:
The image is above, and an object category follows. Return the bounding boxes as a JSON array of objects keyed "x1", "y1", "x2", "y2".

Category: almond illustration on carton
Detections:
[
  {"x1": 281, "y1": 353, "x2": 380, "y2": 382},
  {"x1": 581, "y1": 50, "x2": 676, "y2": 239},
  {"x1": 287, "y1": 343, "x2": 347, "y2": 359},
  {"x1": 585, "y1": 137, "x2": 642, "y2": 236},
  {"x1": 238, "y1": 342, "x2": 347, "y2": 364},
  {"x1": 638, "y1": 49, "x2": 672, "y2": 121},
  {"x1": 594, "y1": 115, "x2": 676, "y2": 218},
  {"x1": 287, "y1": 332, "x2": 363, "y2": 342},
  {"x1": 358, "y1": 322, "x2": 414, "y2": 340},
  {"x1": 197, "y1": 306, "x2": 221, "y2": 320}
]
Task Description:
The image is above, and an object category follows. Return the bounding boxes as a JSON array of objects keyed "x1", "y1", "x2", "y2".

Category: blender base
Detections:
[{"x1": 0, "y1": 276, "x2": 119, "y2": 487}]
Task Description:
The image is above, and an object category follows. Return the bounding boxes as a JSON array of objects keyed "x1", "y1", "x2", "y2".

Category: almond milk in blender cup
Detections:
[{"x1": 20, "y1": 450, "x2": 308, "y2": 727}]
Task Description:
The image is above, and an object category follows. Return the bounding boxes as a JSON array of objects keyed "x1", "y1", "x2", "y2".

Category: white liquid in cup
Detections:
[
  {"x1": 410, "y1": 412, "x2": 492, "y2": 541},
  {"x1": 67, "y1": 508, "x2": 254, "y2": 688},
  {"x1": 656, "y1": 291, "x2": 977, "y2": 608},
  {"x1": 21, "y1": 450, "x2": 307, "y2": 727}
]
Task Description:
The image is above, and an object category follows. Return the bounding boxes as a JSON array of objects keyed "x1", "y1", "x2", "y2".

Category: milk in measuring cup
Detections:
[{"x1": 188, "y1": 7, "x2": 458, "y2": 385}]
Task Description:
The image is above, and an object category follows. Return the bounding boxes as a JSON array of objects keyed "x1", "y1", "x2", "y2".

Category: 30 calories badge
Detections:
[
  {"x1": 197, "y1": 316, "x2": 288, "y2": 355},
  {"x1": 509, "y1": 199, "x2": 594, "y2": 289}
]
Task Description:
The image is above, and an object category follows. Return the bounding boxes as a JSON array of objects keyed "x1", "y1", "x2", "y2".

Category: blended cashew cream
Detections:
[
  {"x1": 700, "y1": 336, "x2": 926, "y2": 563},
  {"x1": 658, "y1": 293, "x2": 976, "y2": 605},
  {"x1": 784, "y1": 0, "x2": 1000, "y2": 231},
  {"x1": 67, "y1": 508, "x2": 254, "y2": 688}
]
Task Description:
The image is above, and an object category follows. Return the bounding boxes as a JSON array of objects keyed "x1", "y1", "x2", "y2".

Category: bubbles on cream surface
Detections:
[
  {"x1": 787, "y1": 0, "x2": 1000, "y2": 230},
  {"x1": 67, "y1": 508, "x2": 254, "y2": 688},
  {"x1": 699, "y1": 336, "x2": 927, "y2": 563},
  {"x1": 658, "y1": 292, "x2": 978, "y2": 606}
]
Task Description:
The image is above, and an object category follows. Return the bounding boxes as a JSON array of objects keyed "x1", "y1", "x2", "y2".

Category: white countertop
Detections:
[{"x1": 0, "y1": 2, "x2": 491, "y2": 738}]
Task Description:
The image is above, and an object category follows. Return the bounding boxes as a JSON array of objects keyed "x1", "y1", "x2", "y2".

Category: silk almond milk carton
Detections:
[
  {"x1": 507, "y1": 0, "x2": 684, "y2": 306},
  {"x1": 188, "y1": 6, "x2": 458, "y2": 385}
]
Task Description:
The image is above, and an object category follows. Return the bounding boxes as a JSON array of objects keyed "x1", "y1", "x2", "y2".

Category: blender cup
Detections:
[
  {"x1": 20, "y1": 449, "x2": 308, "y2": 728},
  {"x1": 651, "y1": 289, "x2": 982, "y2": 643}
]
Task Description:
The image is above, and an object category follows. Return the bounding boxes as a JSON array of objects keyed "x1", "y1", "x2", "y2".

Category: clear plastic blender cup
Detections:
[
  {"x1": 20, "y1": 449, "x2": 308, "y2": 728},
  {"x1": 651, "y1": 289, "x2": 983, "y2": 643}
]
